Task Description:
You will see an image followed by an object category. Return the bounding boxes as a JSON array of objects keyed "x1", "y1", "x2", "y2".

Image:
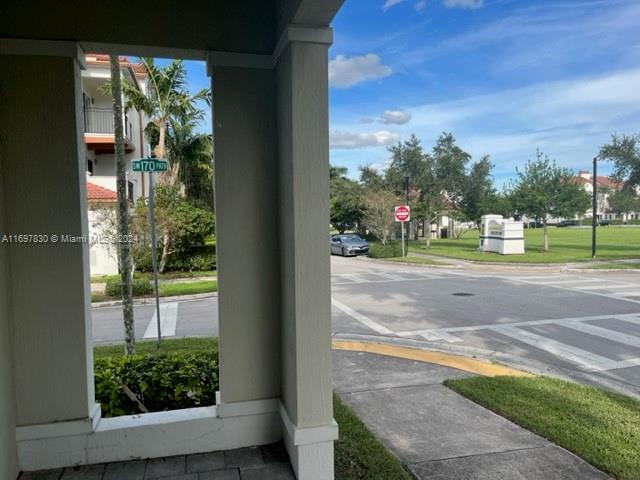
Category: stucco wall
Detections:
[{"x1": 0, "y1": 92, "x2": 19, "y2": 479}]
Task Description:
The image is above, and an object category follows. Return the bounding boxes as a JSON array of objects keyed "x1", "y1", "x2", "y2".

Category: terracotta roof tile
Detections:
[{"x1": 87, "y1": 181, "x2": 117, "y2": 203}]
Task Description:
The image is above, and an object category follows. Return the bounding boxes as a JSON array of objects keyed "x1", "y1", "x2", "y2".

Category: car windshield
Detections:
[{"x1": 340, "y1": 235, "x2": 364, "y2": 244}]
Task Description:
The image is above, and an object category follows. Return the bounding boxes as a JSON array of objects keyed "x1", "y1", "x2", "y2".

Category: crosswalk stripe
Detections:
[
  {"x1": 572, "y1": 283, "x2": 638, "y2": 290},
  {"x1": 490, "y1": 325, "x2": 620, "y2": 371},
  {"x1": 523, "y1": 278, "x2": 602, "y2": 286},
  {"x1": 374, "y1": 271, "x2": 411, "y2": 281},
  {"x1": 143, "y1": 302, "x2": 179, "y2": 339},
  {"x1": 331, "y1": 298, "x2": 394, "y2": 335},
  {"x1": 418, "y1": 331, "x2": 464, "y2": 343},
  {"x1": 558, "y1": 321, "x2": 640, "y2": 348}
]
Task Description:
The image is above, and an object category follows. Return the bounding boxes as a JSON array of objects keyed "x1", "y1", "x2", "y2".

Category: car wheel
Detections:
[{"x1": 342, "y1": 247, "x2": 348, "y2": 257}]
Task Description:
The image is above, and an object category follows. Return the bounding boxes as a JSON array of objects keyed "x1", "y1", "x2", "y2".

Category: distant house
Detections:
[
  {"x1": 571, "y1": 170, "x2": 639, "y2": 222},
  {"x1": 82, "y1": 54, "x2": 149, "y2": 274}
]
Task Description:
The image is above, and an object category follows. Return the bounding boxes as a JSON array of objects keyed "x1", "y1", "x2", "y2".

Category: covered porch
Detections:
[{"x1": 0, "y1": 1, "x2": 343, "y2": 479}]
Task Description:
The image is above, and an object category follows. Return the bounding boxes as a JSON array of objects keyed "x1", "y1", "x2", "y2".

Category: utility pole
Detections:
[{"x1": 592, "y1": 156, "x2": 597, "y2": 259}]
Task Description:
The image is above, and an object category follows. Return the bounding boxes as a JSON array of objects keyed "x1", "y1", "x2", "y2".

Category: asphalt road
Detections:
[{"x1": 93, "y1": 255, "x2": 640, "y2": 396}]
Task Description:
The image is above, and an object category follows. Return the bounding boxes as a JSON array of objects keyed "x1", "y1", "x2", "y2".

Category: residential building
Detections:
[
  {"x1": 572, "y1": 170, "x2": 640, "y2": 222},
  {"x1": 83, "y1": 54, "x2": 149, "y2": 274}
]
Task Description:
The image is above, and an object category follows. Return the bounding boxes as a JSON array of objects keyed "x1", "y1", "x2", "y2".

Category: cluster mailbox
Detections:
[{"x1": 479, "y1": 214, "x2": 525, "y2": 255}]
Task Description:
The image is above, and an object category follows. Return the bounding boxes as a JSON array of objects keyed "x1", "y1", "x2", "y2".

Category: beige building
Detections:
[
  {"x1": 0, "y1": 1, "x2": 343, "y2": 478},
  {"x1": 573, "y1": 170, "x2": 640, "y2": 222},
  {"x1": 83, "y1": 54, "x2": 149, "y2": 275}
]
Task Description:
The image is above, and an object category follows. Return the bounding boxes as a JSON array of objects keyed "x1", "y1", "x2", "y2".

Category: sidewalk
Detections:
[{"x1": 332, "y1": 347, "x2": 610, "y2": 479}]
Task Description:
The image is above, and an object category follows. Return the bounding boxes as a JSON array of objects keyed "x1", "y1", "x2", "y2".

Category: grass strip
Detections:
[
  {"x1": 334, "y1": 393, "x2": 413, "y2": 480},
  {"x1": 445, "y1": 375, "x2": 640, "y2": 480}
]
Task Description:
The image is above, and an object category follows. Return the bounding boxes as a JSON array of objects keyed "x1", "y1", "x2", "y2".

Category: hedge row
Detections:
[
  {"x1": 368, "y1": 242, "x2": 403, "y2": 258},
  {"x1": 95, "y1": 351, "x2": 219, "y2": 417},
  {"x1": 105, "y1": 274, "x2": 153, "y2": 297}
]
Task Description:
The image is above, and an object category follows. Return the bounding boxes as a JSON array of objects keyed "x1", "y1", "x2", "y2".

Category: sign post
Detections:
[
  {"x1": 395, "y1": 205, "x2": 411, "y2": 258},
  {"x1": 133, "y1": 158, "x2": 168, "y2": 348}
]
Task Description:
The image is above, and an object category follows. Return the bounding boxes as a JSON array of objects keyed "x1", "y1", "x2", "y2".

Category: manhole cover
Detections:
[{"x1": 452, "y1": 292, "x2": 474, "y2": 297}]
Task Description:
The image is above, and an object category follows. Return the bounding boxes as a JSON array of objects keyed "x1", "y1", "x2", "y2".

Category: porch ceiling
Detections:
[{"x1": 0, "y1": 0, "x2": 343, "y2": 57}]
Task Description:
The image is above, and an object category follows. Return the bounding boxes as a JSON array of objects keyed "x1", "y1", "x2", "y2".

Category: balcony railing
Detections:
[
  {"x1": 84, "y1": 107, "x2": 114, "y2": 134},
  {"x1": 84, "y1": 107, "x2": 132, "y2": 138}
]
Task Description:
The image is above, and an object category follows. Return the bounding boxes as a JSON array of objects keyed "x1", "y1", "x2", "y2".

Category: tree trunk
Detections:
[
  {"x1": 543, "y1": 220, "x2": 549, "y2": 252},
  {"x1": 425, "y1": 202, "x2": 431, "y2": 249},
  {"x1": 159, "y1": 231, "x2": 171, "y2": 273},
  {"x1": 110, "y1": 56, "x2": 135, "y2": 355}
]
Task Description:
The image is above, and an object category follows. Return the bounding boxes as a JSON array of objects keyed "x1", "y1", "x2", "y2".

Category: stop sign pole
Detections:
[{"x1": 395, "y1": 205, "x2": 411, "y2": 257}]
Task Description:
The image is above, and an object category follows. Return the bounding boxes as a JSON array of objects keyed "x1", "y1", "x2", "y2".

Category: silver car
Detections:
[{"x1": 330, "y1": 234, "x2": 370, "y2": 257}]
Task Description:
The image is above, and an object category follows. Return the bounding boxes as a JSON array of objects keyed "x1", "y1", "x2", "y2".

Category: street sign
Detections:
[
  {"x1": 395, "y1": 205, "x2": 411, "y2": 222},
  {"x1": 132, "y1": 158, "x2": 168, "y2": 172}
]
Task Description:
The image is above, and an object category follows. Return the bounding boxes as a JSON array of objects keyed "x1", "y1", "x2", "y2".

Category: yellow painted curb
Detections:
[{"x1": 332, "y1": 339, "x2": 534, "y2": 378}]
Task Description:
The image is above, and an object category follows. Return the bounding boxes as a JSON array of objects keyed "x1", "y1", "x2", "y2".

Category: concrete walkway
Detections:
[{"x1": 333, "y1": 349, "x2": 611, "y2": 480}]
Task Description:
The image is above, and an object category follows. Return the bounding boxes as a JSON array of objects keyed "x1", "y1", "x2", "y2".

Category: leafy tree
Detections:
[
  {"x1": 432, "y1": 132, "x2": 471, "y2": 238},
  {"x1": 109, "y1": 55, "x2": 135, "y2": 355},
  {"x1": 461, "y1": 155, "x2": 495, "y2": 227},
  {"x1": 329, "y1": 165, "x2": 362, "y2": 233},
  {"x1": 132, "y1": 186, "x2": 214, "y2": 273},
  {"x1": 360, "y1": 166, "x2": 386, "y2": 190},
  {"x1": 599, "y1": 134, "x2": 640, "y2": 188},
  {"x1": 416, "y1": 153, "x2": 443, "y2": 248},
  {"x1": 387, "y1": 135, "x2": 426, "y2": 241},
  {"x1": 361, "y1": 189, "x2": 397, "y2": 245},
  {"x1": 608, "y1": 188, "x2": 640, "y2": 219},
  {"x1": 511, "y1": 150, "x2": 590, "y2": 251}
]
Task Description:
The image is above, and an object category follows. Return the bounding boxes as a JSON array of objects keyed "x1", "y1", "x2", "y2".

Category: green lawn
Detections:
[
  {"x1": 94, "y1": 337, "x2": 410, "y2": 479},
  {"x1": 445, "y1": 376, "x2": 640, "y2": 480},
  {"x1": 158, "y1": 280, "x2": 217, "y2": 297},
  {"x1": 91, "y1": 270, "x2": 216, "y2": 283},
  {"x1": 409, "y1": 226, "x2": 640, "y2": 263},
  {"x1": 584, "y1": 262, "x2": 640, "y2": 270},
  {"x1": 91, "y1": 280, "x2": 217, "y2": 302}
]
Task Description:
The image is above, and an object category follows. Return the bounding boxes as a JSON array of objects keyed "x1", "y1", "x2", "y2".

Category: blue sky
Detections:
[{"x1": 175, "y1": 0, "x2": 640, "y2": 186}]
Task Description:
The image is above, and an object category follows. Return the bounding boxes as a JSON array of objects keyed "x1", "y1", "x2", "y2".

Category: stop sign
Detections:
[{"x1": 395, "y1": 205, "x2": 410, "y2": 222}]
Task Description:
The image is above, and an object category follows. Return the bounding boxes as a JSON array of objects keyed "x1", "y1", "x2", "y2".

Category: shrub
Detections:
[
  {"x1": 95, "y1": 351, "x2": 219, "y2": 417},
  {"x1": 105, "y1": 274, "x2": 153, "y2": 297},
  {"x1": 368, "y1": 242, "x2": 403, "y2": 258}
]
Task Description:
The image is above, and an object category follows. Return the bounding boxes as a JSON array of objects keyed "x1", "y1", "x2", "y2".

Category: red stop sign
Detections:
[{"x1": 395, "y1": 205, "x2": 410, "y2": 222}]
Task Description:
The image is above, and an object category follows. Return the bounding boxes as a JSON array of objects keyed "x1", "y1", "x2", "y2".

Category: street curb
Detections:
[
  {"x1": 92, "y1": 291, "x2": 218, "y2": 308},
  {"x1": 354, "y1": 256, "x2": 460, "y2": 270},
  {"x1": 333, "y1": 333, "x2": 640, "y2": 399},
  {"x1": 332, "y1": 338, "x2": 533, "y2": 377}
]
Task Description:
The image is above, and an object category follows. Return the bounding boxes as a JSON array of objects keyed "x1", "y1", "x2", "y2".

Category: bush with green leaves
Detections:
[
  {"x1": 368, "y1": 242, "x2": 403, "y2": 258},
  {"x1": 105, "y1": 274, "x2": 153, "y2": 297},
  {"x1": 95, "y1": 351, "x2": 218, "y2": 417}
]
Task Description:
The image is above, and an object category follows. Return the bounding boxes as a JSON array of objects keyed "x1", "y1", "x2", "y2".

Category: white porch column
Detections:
[
  {"x1": 275, "y1": 27, "x2": 338, "y2": 480},
  {"x1": 0, "y1": 46, "x2": 98, "y2": 444},
  {"x1": 209, "y1": 58, "x2": 282, "y2": 414}
]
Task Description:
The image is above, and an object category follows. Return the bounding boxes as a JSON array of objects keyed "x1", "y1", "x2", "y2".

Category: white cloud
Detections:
[
  {"x1": 330, "y1": 130, "x2": 400, "y2": 149},
  {"x1": 360, "y1": 117, "x2": 375, "y2": 124},
  {"x1": 329, "y1": 54, "x2": 392, "y2": 88},
  {"x1": 443, "y1": 0, "x2": 483, "y2": 9},
  {"x1": 415, "y1": 1, "x2": 427, "y2": 11},
  {"x1": 382, "y1": 0, "x2": 405, "y2": 11},
  {"x1": 381, "y1": 109, "x2": 412, "y2": 124}
]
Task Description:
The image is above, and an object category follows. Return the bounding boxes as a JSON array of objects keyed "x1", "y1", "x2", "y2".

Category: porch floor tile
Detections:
[{"x1": 19, "y1": 443, "x2": 294, "y2": 480}]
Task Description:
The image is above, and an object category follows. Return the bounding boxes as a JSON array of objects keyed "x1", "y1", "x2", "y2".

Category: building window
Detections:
[
  {"x1": 87, "y1": 158, "x2": 94, "y2": 176},
  {"x1": 128, "y1": 181, "x2": 134, "y2": 201}
]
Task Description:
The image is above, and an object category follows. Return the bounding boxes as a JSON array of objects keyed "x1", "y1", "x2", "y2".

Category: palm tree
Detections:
[
  {"x1": 109, "y1": 55, "x2": 135, "y2": 355},
  {"x1": 120, "y1": 58, "x2": 211, "y2": 186}
]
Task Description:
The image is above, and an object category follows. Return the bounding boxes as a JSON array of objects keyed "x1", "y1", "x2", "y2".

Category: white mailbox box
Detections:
[{"x1": 479, "y1": 214, "x2": 525, "y2": 255}]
